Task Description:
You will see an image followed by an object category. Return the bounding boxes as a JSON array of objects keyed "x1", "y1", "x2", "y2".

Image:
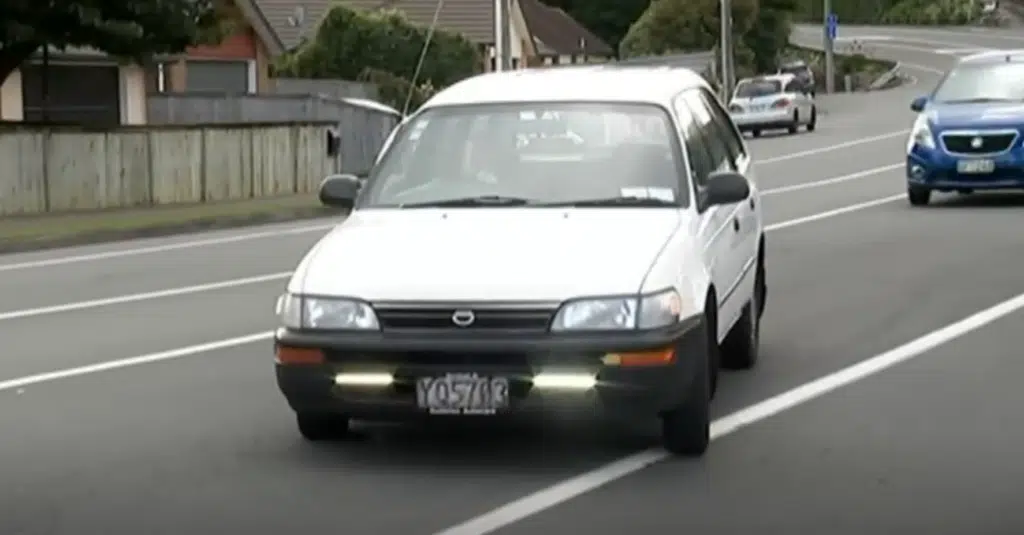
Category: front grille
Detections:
[
  {"x1": 941, "y1": 132, "x2": 1017, "y2": 154},
  {"x1": 374, "y1": 306, "x2": 556, "y2": 331}
]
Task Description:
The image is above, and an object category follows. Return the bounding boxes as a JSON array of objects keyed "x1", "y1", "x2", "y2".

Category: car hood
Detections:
[
  {"x1": 927, "y1": 102, "x2": 1024, "y2": 130},
  {"x1": 293, "y1": 208, "x2": 683, "y2": 302}
]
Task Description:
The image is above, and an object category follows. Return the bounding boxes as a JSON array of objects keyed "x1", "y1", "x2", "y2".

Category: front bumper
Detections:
[
  {"x1": 907, "y1": 148, "x2": 1024, "y2": 190},
  {"x1": 730, "y1": 108, "x2": 794, "y2": 130},
  {"x1": 274, "y1": 316, "x2": 708, "y2": 421}
]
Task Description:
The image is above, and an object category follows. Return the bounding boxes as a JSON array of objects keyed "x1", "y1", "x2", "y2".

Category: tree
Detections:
[
  {"x1": 619, "y1": 0, "x2": 758, "y2": 59},
  {"x1": 275, "y1": 6, "x2": 480, "y2": 108},
  {"x1": 0, "y1": 0, "x2": 224, "y2": 86},
  {"x1": 540, "y1": 0, "x2": 652, "y2": 55},
  {"x1": 743, "y1": 0, "x2": 798, "y2": 73}
]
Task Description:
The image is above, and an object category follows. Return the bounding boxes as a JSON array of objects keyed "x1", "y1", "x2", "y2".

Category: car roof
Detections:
[
  {"x1": 959, "y1": 49, "x2": 1024, "y2": 65},
  {"x1": 421, "y1": 65, "x2": 711, "y2": 109}
]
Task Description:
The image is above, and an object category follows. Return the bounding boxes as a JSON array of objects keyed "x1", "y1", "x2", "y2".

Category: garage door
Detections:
[
  {"x1": 20, "y1": 63, "x2": 120, "y2": 126},
  {"x1": 185, "y1": 60, "x2": 251, "y2": 93}
]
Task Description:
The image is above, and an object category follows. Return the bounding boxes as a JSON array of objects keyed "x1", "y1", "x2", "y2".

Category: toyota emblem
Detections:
[
  {"x1": 451, "y1": 309, "x2": 475, "y2": 327},
  {"x1": 971, "y1": 136, "x2": 983, "y2": 149}
]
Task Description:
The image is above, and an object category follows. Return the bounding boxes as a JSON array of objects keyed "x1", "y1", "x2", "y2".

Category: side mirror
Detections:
[
  {"x1": 910, "y1": 96, "x2": 928, "y2": 112},
  {"x1": 318, "y1": 174, "x2": 361, "y2": 209},
  {"x1": 704, "y1": 170, "x2": 750, "y2": 207}
]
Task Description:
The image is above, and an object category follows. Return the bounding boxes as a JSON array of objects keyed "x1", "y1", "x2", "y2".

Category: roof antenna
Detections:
[{"x1": 402, "y1": 0, "x2": 446, "y2": 116}]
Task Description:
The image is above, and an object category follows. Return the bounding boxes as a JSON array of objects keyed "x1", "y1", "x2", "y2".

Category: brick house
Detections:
[
  {"x1": 149, "y1": 0, "x2": 285, "y2": 94},
  {"x1": 0, "y1": 0, "x2": 284, "y2": 125}
]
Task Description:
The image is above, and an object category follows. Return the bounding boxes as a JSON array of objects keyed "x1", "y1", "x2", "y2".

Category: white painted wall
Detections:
[{"x1": 0, "y1": 69, "x2": 24, "y2": 120}]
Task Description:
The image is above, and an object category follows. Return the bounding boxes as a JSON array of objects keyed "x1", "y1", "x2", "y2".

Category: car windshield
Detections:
[
  {"x1": 931, "y1": 62, "x2": 1024, "y2": 103},
  {"x1": 734, "y1": 80, "x2": 782, "y2": 98},
  {"x1": 357, "y1": 102, "x2": 688, "y2": 208}
]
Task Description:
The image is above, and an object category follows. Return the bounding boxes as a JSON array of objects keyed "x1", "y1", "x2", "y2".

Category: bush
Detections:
[
  {"x1": 880, "y1": 0, "x2": 981, "y2": 24},
  {"x1": 275, "y1": 5, "x2": 481, "y2": 93},
  {"x1": 358, "y1": 67, "x2": 437, "y2": 112}
]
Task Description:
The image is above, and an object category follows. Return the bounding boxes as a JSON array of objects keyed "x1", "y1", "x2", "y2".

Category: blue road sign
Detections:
[{"x1": 826, "y1": 13, "x2": 838, "y2": 40}]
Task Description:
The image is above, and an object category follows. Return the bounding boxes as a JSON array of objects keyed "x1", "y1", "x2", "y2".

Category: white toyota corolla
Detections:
[{"x1": 274, "y1": 65, "x2": 767, "y2": 457}]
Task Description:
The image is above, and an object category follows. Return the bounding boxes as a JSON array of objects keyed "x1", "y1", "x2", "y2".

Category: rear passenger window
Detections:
[
  {"x1": 681, "y1": 91, "x2": 732, "y2": 173},
  {"x1": 672, "y1": 95, "x2": 714, "y2": 190},
  {"x1": 696, "y1": 88, "x2": 747, "y2": 164}
]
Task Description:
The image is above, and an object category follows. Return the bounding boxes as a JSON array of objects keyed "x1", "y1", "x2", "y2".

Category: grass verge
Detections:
[{"x1": 0, "y1": 195, "x2": 343, "y2": 255}]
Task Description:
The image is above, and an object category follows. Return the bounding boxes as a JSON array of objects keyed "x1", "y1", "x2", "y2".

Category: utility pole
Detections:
[
  {"x1": 493, "y1": 0, "x2": 511, "y2": 71},
  {"x1": 500, "y1": 0, "x2": 511, "y2": 70},
  {"x1": 823, "y1": 0, "x2": 835, "y2": 93},
  {"x1": 719, "y1": 0, "x2": 734, "y2": 98}
]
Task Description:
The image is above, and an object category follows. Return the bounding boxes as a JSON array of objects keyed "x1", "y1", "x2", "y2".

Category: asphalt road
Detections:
[{"x1": 3, "y1": 28, "x2": 1024, "y2": 535}]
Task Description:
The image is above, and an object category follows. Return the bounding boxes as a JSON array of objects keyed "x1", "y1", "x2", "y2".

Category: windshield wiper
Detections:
[
  {"x1": 538, "y1": 196, "x2": 677, "y2": 207},
  {"x1": 399, "y1": 195, "x2": 536, "y2": 208}
]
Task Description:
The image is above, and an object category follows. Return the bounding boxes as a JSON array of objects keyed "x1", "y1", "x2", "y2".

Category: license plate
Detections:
[
  {"x1": 957, "y1": 159, "x2": 995, "y2": 174},
  {"x1": 416, "y1": 373, "x2": 510, "y2": 415}
]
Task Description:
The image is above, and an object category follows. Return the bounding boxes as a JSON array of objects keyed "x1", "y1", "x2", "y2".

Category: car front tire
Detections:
[
  {"x1": 807, "y1": 106, "x2": 817, "y2": 132},
  {"x1": 660, "y1": 313, "x2": 712, "y2": 457},
  {"x1": 907, "y1": 186, "x2": 931, "y2": 206},
  {"x1": 297, "y1": 412, "x2": 351, "y2": 441}
]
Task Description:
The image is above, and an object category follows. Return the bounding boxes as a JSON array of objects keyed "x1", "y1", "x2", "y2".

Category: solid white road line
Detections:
[
  {"x1": 0, "y1": 223, "x2": 336, "y2": 273},
  {"x1": 433, "y1": 290, "x2": 1024, "y2": 535},
  {"x1": 761, "y1": 164, "x2": 901, "y2": 195},
  {"x1": 758, "y1": 131, "x2": 908, "y2": 164},
  {"x1": 0, "y1": 332, "x2": 274, "y2": 393},
  {"x1": 0, "y1": 191, "x2": 905, "y2": 392},
  {"x1": 765, "y1": 194, "x2": 904, "y2": 231},
  {"x1": 0, "y1": 272, "x2": 292, "y2": 321}
]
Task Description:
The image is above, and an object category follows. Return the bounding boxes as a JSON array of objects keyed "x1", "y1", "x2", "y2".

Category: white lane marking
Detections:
[
  {"x1": 0, "y1": 332, "x2": 274, "y2": 392},
  {"x1": 0, "y1": 272, "x2": 292, "y2": 321},
  {"x1": 761, "y1": 164, "x2": 901, "y2": 195},
  {"x1": 434, "y1": 290, "x2": 1024, "y2": 535},
  {"x1": 766, "y1": 194, "x2": 903, "y2": 231},
  {"x1": 0, "y1": 223, "x2": 337, "y2": 273},
  {"x1": 758, "y1": 131, "x2": 908, "y2": 164},
  {"x1": 0, "y1": 192, "x2": 904, "y2": 392}
]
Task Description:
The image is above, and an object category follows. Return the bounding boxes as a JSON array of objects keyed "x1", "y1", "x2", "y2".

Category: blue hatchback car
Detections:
[{"x1": 906, "y1": 50, "x2": 1024, "y2": 206}]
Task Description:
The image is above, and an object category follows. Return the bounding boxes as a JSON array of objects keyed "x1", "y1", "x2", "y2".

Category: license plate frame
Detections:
[
  {"x1": 956, "y1": 158, "x2": 995, "y2": 174},
  {"x1": 415, "y1": 373, "x2": 510, "y2": 415}
]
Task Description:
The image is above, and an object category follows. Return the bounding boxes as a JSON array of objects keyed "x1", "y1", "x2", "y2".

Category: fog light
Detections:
[
  {"x1": 334, "y1": 373, "x2": 393, "y2": 386},
  {"x1": 532, "y1": 373, "x2": 596, "y2": 389},
  {"x1": 911, "y1": 165, "x2": 926, "y2": 179}
]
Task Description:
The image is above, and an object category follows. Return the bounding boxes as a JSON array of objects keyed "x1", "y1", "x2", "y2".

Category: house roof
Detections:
[
  {"x1": 254, "y1": 0, "x2": 334, "y2": 50},
  {"x1": 235, "y1": 0, "x2": 287, "y2": 56},
  {"x1": 333, "y1": 0, "x2": 496, "y2": 44},
  {"x1": 518, "y1": 0, "x2": 612, "y2": 57}
]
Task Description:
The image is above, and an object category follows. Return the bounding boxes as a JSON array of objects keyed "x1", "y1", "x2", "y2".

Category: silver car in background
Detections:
[{"x1": 727, "y1": 73, "x2": 817, "y2": 137}]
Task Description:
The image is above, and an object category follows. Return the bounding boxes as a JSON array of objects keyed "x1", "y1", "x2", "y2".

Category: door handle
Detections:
[
  {"x1": 733, "y1": 217, "x2": 740, "y2": 232},
  {"x1": 749, "y1": 198, "x2": 755, "y2": 209}
]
